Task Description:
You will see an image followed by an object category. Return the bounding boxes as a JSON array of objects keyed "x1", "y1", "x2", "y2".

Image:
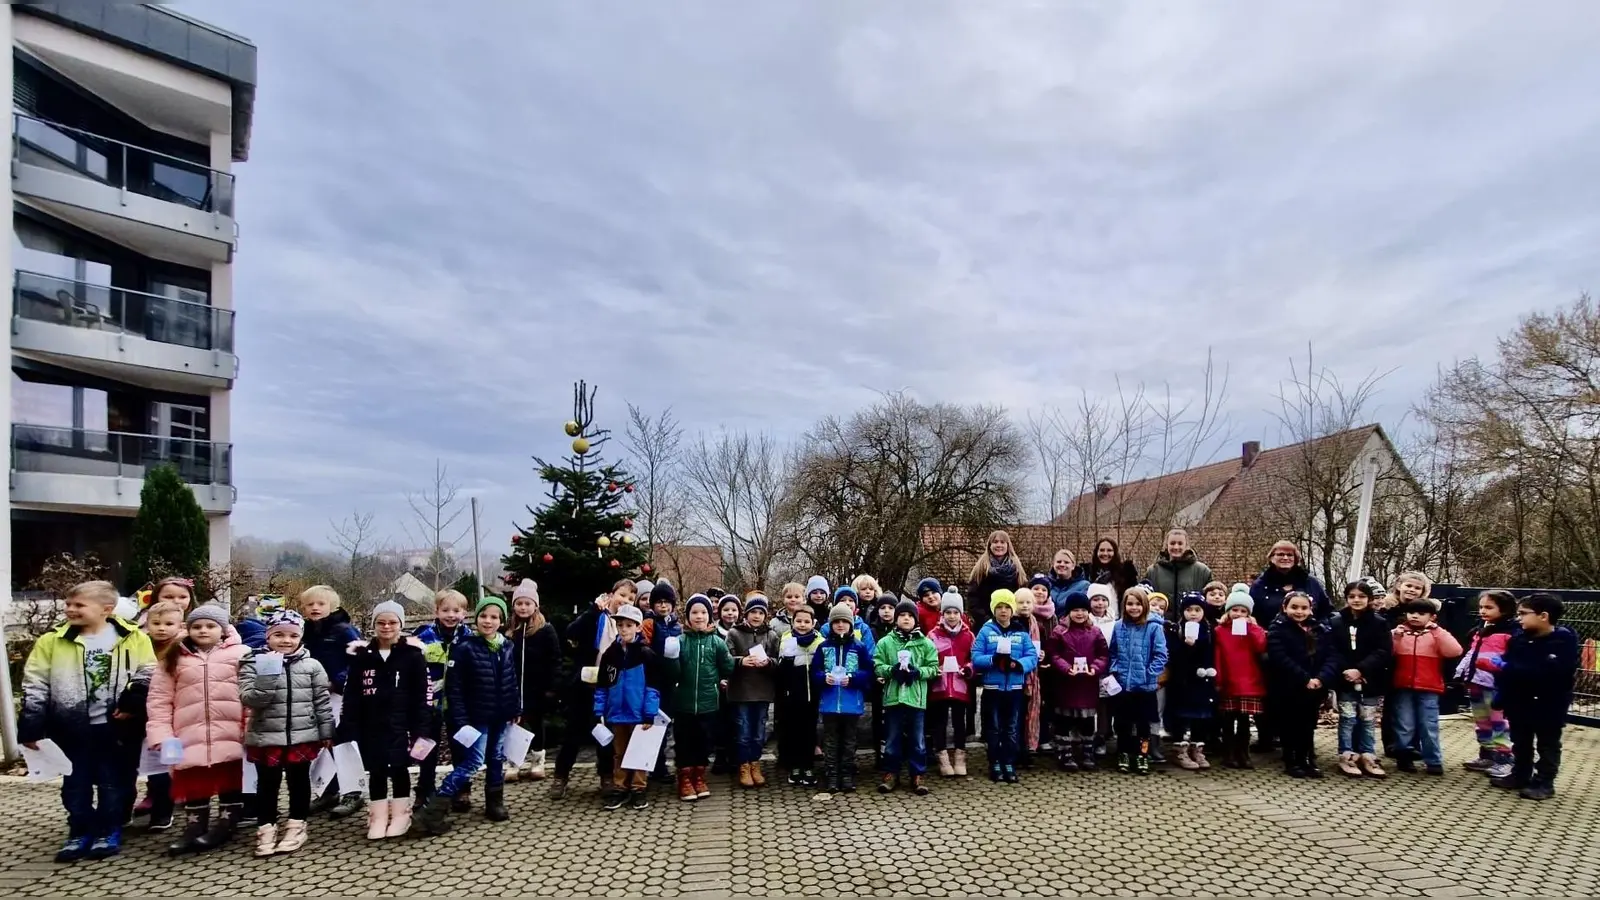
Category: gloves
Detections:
[{"x1": 893, "y1": 666, "x2": 918, "y2": 685}]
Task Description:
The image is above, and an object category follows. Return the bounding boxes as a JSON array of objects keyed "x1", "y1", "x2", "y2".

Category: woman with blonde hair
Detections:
[{"x1": 966, "y1": 530, "x2": 1026, "y2": 626}]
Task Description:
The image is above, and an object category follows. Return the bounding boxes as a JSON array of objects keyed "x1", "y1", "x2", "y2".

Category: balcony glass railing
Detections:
[
  {"x1": 11, "y1": 424, "x2": 232, "y2": 486},
  {"x1": 14, "y1": 271, "x2": 235, "y2": 354},
  {"x1": 12, "y1": 113, "x2": 235, "y2": 216}
]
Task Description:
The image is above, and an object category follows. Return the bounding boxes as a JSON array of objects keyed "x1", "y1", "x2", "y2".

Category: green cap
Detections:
[{"x1": 475, "y1": 595, "x2": 508, "y2": 619}]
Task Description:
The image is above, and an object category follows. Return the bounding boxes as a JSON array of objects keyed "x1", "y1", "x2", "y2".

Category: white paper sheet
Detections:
[
  {"x1": 620, "y1": 724, "x2": 668, "y2": 771},
  {"x1": 796, "y1": 652, "x2": 814, "y2": 668},
  {"x1": 896, "y1": 649, "x2": 911, "y2": 667},
  {"x1": 22, "y1": 740, "x2": 73, "y2": 781},
  {"x1": 1231, "y1": 617, "x2": 1248, "y2": 636},
  {"x1": 941, "y1": 655, "x2": 959, "y2": 674},
  {"x1": 409, "y1": 737, "x2": 437, "y2": 761},
  {"x1": 1099, "y1": 675, "x2": 1123, "y2": 697},
  {"x1": 996, "y1": 637, "x2": 1012, "y2": 655},
  {"x1": 652, "y1": 710, "x2": 673, "y2": 727},
  {"x1": 330, "y1": 693, "x2": 344, "y2": 724},
  {"x1": 241, "y1": 760, "x2": 258, "y2": 794},
  {"x1": 1184, "y1": 621, "x2": 1201, "y2": 642},
  {"x1": 1073, "y1": 656, "x2": 1088, "y2": 675},
  {"x1": 158, "y1": 737, "x2": 185, "y2": 765},
  {"x1": 501, "y1": 724, "x2": 536, "y2": 767},
  {"x1": 591, "y1": 723, "x2": 614, "y2": 746},
  {"x1": 829, "y1": 666, "x2": 847, "y2": 685},
  {"x1": 452, "y1": 725, "x2": 482, "y2": 747},
  {"x1": 252, "y1": 651, "x2": 284, "y2": 676},
  {"x1": 1098, "y1": 622, "x2": 1115, "y2": 642},
  {"x1": 663, "y1": 636, "x2": 681, "y2": 659},
  {"x1": 748, "y1": 644, "x2": 768, "y2": 662},
  {"x1": 779, "y1": 636, "x2": 798, "y2": 658},
  {"x1": 308, "y1": 749, "x2": 337, "y2": 796},
  {"x1": 137, "y1": 744, "x2": 167, "y2": 777},
  {"x1": 580, "y1": 666, "x2": 599, "y2": 684},
  {"x1": 332, "y1": 742, "x2": 366, "y2": 792}
]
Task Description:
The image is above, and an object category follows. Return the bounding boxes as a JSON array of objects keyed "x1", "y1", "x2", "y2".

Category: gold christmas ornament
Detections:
[
  {"x1": 597, "y1": 535, "x2": 612, "y2": 548},
  {"x1": 564, "y1": 420, "x2": 581, "y2": 436},
  {"x1": 572, "y1": 437, "x2": 591, "y2": 454},
  {"x1": 622, "y1": 533, "x2": 636, "y2": 545}
]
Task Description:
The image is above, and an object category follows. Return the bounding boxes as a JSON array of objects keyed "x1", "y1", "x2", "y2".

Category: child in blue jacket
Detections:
[
  {"x1": 1108, "y1": 585, "x2": 1168, "y2": 776},
  {"x1": 810, "y1": 602, "x2": 874, "y2": 794},
  {"x1": 972, "y1": 589, "x2": 1038, "y2": 784},
  {"x1": 596, "y1": 605, "x2": 665, "y2": 811}
]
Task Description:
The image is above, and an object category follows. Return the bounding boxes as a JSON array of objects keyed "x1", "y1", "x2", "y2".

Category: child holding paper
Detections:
[
  {"x1": 973, "y1": 589, "x2": 1037, "y2": 784},
  {"x1": 594, "y1": 604, "x2": 665, "y2": 811},
  {"x1": 147, "y1": 604, "x2": 250, "y2": 855},
  {"x1": 504, "y1": 580, "x2": 560, "y2": 783},
  {"x1": 413, "y1": 589, "x2": 474, "y2": 805},
  {"x1": 1107, "y1": 586, "x2": 1168, "y2": 776},
  {"x1": 927, "y1": 591, "x2": 974, "y2": 778},
  {"x1": 725, "y1": 595, "x2": 783, "y2": 788},
  {"x1": 338, "y1": 600, "x2": 430, "y2": 839},
  {"x1": 1213, "y1": 588, "x2": 1268, "y2": 769},
  {"x1": 711, "y1": 594, "x2": 744, "y2": 775},
  {"x1": 1045, "y1": 591, "x2": 1109, "y2": 771},
  {"x1": 296, "y1": 585, "x2": 363, "y2": 819},
  {"x1": 812, "y1": 603, "x2": 875, "y2": 793},
  {"x1": 20, "y1": 580, "x2": 156, "y2": 863},
  {"x1": 672, "y1": 594, "x2": 735, "y2": 801},
  {"x1": 776, "y1": 606, "x2": 825, "y2": 786},
  {"x1": 240, "y1": 610, "x2": 336, "y2": 856},
  {"x1": 874, "y1": 600, "x2": 939, "y2": 795},
  {"x1": 1166, "y1": 593, "x2": 1218, "y2": 770},
  {"x1": 416, "y1": 596, "x2": 520, "y2": 835},
  {"x1": 134, "y1": 600, "x2": 186, "y2": 831}
]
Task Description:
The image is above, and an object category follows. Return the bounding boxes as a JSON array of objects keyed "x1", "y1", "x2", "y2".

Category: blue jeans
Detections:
[
  {"x1": 882, "y1": 705, "x2": 927, "y2": 776},
  {"x1": 733, "y1": 702, "x2": 769, "y2": 764},
  {"x1": 438, "y1": 723, "x2": 506, "y2": 797},
  {"x1": 59, "y1": 724, "x2": 130, "y2": 838},
  {"x1": 1336, "y1": 690, "x2": 1381, "y2": 755},
  {"x1": 984, "y1": 690, "x2": 1022, "y2": 768},
  {"x1": 1390, "y1": 690, "x2": 1442, "y2": 766}
]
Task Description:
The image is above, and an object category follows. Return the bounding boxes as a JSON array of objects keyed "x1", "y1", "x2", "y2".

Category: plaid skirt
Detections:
[
  {"x1": 1218, "y1": 696, "x2": 1266, "y2": 715},
  {"x1": 246, "y1": 742, "x2": 322, "y2": 767},
  {"x1": 171, "y1": 762, "x2": 243, "y2": 802},
  {"x1": 1057, "y1": 706, "x2": 1097, "y2": 719}
]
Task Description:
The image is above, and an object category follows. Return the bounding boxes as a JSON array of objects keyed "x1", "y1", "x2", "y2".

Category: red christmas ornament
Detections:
[
  {"x1": 623, "y1": 518, "x2": 633, "y2": 529},
  {"x1": 624, "y1": 483, "x2": 635, "y2": 493},
  {"x1": 608, "y1": 481, "x2": 618, "y2": 492},
  {"x1": 609, "y1": 558, "x2": 621, "y2": 568},
  {"x1": 542, "y1": 553, "x2": 554, "y2": 564},
  {"x1": 511, "y1": 534, "x2": 522, "y2": 544},
  {"x1": 641, "y1": 564, "x2": 652, "y2": 575}
]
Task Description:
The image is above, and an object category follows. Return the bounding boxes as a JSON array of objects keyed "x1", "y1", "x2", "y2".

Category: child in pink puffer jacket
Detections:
[{"x1": 147, "y1": 604, "x2": 249, "y2": 856}]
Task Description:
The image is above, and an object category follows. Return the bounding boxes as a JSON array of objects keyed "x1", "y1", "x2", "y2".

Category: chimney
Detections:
[
  {"x1": 1242, "y1": 441, "x2": 1262, "y2": 468},
  {"x1": 1096, "y1": 480, "x2": 1113, "y2": 499}
]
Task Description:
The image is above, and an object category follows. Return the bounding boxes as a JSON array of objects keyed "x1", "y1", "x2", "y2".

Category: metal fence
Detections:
[{"x1": 1432, "y1": 584, "x2": 1600, "y2": 727}]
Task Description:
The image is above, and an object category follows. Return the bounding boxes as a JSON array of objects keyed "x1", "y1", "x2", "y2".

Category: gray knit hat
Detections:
[
  {"x1": 186, "y1": 604, "x2": 229, "y2": 628},
  {"x1": 940, "y1": 590, "x2": 964, "y2": 614},
  {"x1": 371, "y1": 599, "x2": 406, "y2": 628}
]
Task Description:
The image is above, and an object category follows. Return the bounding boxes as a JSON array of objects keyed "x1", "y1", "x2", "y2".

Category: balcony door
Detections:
[{"x1": 149, "y1": 402, "x2": 209, "y2": 480}]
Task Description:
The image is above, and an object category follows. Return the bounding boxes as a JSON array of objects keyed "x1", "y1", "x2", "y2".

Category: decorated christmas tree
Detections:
[{"x1": 501, "y1": 381, "x2": 650, "y2": 613}]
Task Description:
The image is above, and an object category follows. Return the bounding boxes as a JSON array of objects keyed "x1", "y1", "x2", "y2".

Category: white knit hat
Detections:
[{"x1": 512, "y1": 579, "x2": 540, "y2": 603}]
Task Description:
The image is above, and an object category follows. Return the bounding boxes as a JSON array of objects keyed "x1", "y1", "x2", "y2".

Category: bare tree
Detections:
[
  {"x1": 404, "y1": 460, "x2": 470, "y2": 590},
  {"x1": 19, "y1": 552, "x2": 107, "y2": 637},
  {"x1": 680, "y1": 430, "x2": 792, "y2": 594},
  {"x1": 328, "y1": 510, "x2": 397, "y2": 613},
  {"x1": 625, "y1": 403, "x2": 693, "y2": 578}
]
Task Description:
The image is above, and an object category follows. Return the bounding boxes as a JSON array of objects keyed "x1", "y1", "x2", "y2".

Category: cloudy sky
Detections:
[{"x1": 181, "y1": 0, "x2": 1600, "y2": 548}]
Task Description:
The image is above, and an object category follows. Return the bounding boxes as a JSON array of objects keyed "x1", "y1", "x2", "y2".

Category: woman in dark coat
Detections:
[
  {"x1": 505, "y1": 580, "x2": 560, "y2": 781},
  {"x1": 1081, "y1": 537, "x2": 1140, "y2": 604},
  {"x1": 337, "y1": 600, "x2": 429, "y2": 838}
]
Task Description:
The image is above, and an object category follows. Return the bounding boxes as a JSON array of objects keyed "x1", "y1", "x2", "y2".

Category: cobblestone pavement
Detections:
[{"x1": 1, "y1": 718, "x2": 1595, "y2": 897}]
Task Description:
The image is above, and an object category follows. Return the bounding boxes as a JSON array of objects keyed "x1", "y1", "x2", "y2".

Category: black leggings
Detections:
[
  {"x1": 256, "y1": 763, "x2": 310, "y2": 823},
  {"x1": 368, "y1": 763, "x2": 411, "y2": 801},
  {"x1": 675, "y1": 712, "x2": 718, "y2": 768},
  {"x1": 1112, "y1": 692, "x2": 1157, "y2": 751},
  {"x1": 927, "y1": 699, "x2": 970, "y2": 751},
  {"x1": 555, "y1": 688, "x2": 614, "y2": 781}
]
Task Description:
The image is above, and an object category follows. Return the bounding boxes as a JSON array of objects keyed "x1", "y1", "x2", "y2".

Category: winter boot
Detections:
[
  {"x1": 1235, "y1": 732, "x2": 1255, "y2": 769},
  {"x1": 1174, "y1": 741, "x2": 1199, "y2": 770},
  {"x1": 912, "y1": 775, "x2": 930, "y2": 796},
  {"x1": 484, "y1": 787, "x2": 510, "y2": 822},
  {"x1": 548, "y1": 777, "x2": 569, "y2": 800},
  {"x1": 952, "y1": 750, "x2": 968, "y2": 777},
  {"x1": 678, "y1": 769, "x2": 698, "y2": 802},
  {"x1": 253, "y1": 824, "x2": 278, "y2": 857},
  {"x1": 737, "y1": 762, "x2": 755, "y2": 789},
  {"x1": 989, "y1": 763, "x2": 1003, "y2": 782},
  {"x1": 1303, "y1": 752, "x2": 1325, "y2": 779},
  {"x1": 936, "y1": 750, "x2": 954, "y2": 777},
  {"x1": 1078, "y1": 740, "x2": 1097, "y2": 771},
  {"x1": 1116, "y1": 752, "x2": 1132, "y2": 774},
  {"x1": 417, "y1": 794, "x2": 454, "y2": 835},
  {"x1": 694, "y1": 766, "x2": 712, "y2": 799},
  {"x1": 750, "y1": 762, "x2": 767, "y2": 787},
  {"x1": 329, "y1": 792, "x2": 365, "y2": 820},
  {"x1": 1002, "y1": 765, "x2": 1020, "y2": 784},
  {"x1": 1135, "y1": 749, "x2": 1151, "y2": 776},
  {"x1": 1358, "y1": 753, "x2": 1387, "y2": 778},
  {"x1": 1394, "y1": 751, "x2": 1417, "y2": 773},
  {"x1": 273, "y1": 819, "x2": 308, "y2": 854},
  {"x1": 365, "y1": 799, "x2": 391, "y2": 840},
  {"x1": 528, "y1": 750, "x2": 547, "y2": 781},
  {"x1": 167, "y1": 804, "x2": 209, "y2": 856},
  {"x1": 194, "y1": 801, "x2": 241, "y2": 852},
  {"x1": 504, "y1": 765, "x2": 521, "y2": 783},
  {"x1": 450, "y1": 788, "x2": 472, "y2": 813},
  {"x1": 1519, "y1": 782, "x2": 1554, "y2": 801},
  {"x1": 386, "y1": 797, "x2": 413, "y2": 837},
  {"x1": 1191, "y1": 743, "x2": 1210, "y2": 770},
  {"x1": 1337, "y1": 752, "x2": 1363, "y2": 777},
  {"x1": 1058, "y1": 739, "x2": 1079, "y2": 772}
]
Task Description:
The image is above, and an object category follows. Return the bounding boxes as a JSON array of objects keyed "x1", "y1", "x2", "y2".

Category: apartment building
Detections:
[{"x1": 3, "y1": 4, "x2": 255, "y2": 590}]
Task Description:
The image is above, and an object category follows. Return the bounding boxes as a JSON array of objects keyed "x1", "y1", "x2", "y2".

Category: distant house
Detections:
[
  {"x1": 919, "y1": 425, "x2": 1432, "y2": 588},
  {"x1": 650, "y1": 544, "x2": 727, "y2": 596},
  {"x1": 387, "y1": 572, "x2": 439, "y2": 617}
]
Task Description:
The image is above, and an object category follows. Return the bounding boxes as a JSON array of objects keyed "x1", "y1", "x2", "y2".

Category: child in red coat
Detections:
[
  {"x1": 926, "y1": 593, "x2": 974, "y2": 777},
  {"x1": 1212, "y1": 587, "x2": 1268, "y2": 769}
]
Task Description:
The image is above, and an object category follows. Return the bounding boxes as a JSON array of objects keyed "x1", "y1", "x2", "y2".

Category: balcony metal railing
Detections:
[
  {"x1": 14, "y1": 270, "x2": 235, "y2": 354},
  {"x1": 12, "y1": 112, "x2": 235, "y2": 217},
  {"x1": 11, "y1": 424, "x2": 233, "y2": 486}
]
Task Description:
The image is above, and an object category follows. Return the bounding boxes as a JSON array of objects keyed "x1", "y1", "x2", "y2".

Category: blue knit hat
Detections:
[
  {"x1": 833, "y1": 585, "x2": 858, "y2": 605},
  {"x1": 1028, "y1": 573, "x2": 1051, "y2": 590},
  {"x1": 744, "y1": 594, "x2": 769, "y2": 613},
  {"x1": 916, "y1": 577, "x2": 942, "y2": 598},
  {"x1": 805, "y1": 575, "x2": 830, "y2": 598},
  {"x1": 1063, "y1": 591, "x2": 1091, "y2": 613},
  {"x1": 685, "y1": 593, "x2": 714, "y2": 622},
  {"x1": 1179, "y1": 591, "x2": 1207, "y2": 611}
]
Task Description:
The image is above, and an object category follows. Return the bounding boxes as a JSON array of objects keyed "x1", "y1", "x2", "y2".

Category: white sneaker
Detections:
[{"x1": 1485, "y1": 763, "x2": 1513, "y2": 778}]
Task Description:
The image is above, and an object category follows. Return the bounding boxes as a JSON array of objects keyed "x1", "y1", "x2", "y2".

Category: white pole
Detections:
[
  {"x1": 470, "y1": 496, "x2": 484, "y2": 603},
  {"x1": 1346, "y1": 453, "x2": 1381, "y2": 583},
  {"x1": 1, "y1": 5, "x2": 19, "y2": 762}
]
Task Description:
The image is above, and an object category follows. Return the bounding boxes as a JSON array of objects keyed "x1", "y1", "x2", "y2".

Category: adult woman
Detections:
[
  {"x1": 1081, "y1": 538, "x2": 1139, "y2": 603},
  {"x1": 1248, "y1": 541, "x2": 1332, "y2": 626},
  {"x1": 1045, "y1": 550, "x2": 1091, "y2": 618}
]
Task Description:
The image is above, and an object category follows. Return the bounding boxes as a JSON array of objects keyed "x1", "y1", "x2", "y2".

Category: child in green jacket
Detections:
[
  {"x1": 873, "y1": 599, "x2": 939, "y2": 795},
  {"x1": 671, "y1": 595, "x2": 735, "y2": 802}
]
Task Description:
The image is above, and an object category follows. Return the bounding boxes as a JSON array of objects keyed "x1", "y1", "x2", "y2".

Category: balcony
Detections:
[
  {"x1": 10, "y1": 424, "x2": 233, "y2": 516},
  {"x1": 12, "y1": 114, "x2": 237, "y2": 265},
  {"x1": 13, "y1": 271, "x2": 237, "y2": 390}
]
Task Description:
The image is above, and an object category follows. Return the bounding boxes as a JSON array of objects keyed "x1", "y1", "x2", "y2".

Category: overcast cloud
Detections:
[{"x1": 178, "y1": 0, "x2": 1600, "y2": 548}]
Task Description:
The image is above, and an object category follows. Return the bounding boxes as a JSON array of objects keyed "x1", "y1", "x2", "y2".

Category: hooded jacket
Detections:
[
  {"x1": 1144, "y1": 550, "x2": 1215, "y2": 601},
  {"x1": 240, "y1": 647, "x2": 336, "y2": 748},
  {"x1": 1454, "y1": 622, "x2": 1517, "y2": 690},
  {"x1": 1047, "y1": 571, "x2": 1093, "y2": 618},
  {"x1": 506, "y1": 619, "x2": 561, "y2": 721},
  {"x1": 302, "y1": 608, "x2": 362, "y2": 693},
  {"x1": 1109, "y1": 615, "x2": 1169, "y2": 694},
  {"x1": 725, "y1": 621, "x2": 783, "y2": 703},
  {"x1": 670, "y1": 628, "x2": 735, "y2": 716},
  {"x1": 777, "y1": 628, "x2": 826, "y2": 707},
  {"x1": 809, "y1": 631, "x2": 874, "y2": 716},
  {"x1": 146, "y1": 630, "x2": 249, "y2": 770},
  {"x1": 445, "y1": 632, "x2": 519, "y2": 732},
  {"x1": 337, "y1": 637, "x2": 430, "y2": 768},
  {"x1": 1332, "y1": 606, "x2": 1393, "y2": 696},
  {"x1": 972, "y1": 619, "x2": 1038, "y2": 691},
  {"x1": 1164, "y1": 618, "x2": 1217, "y2": 717},
  {"x1": 1046, "y1": 619, "x2": 1110, "y2": 710},
  {"x1": 872, "y1": 627, "x2": 939, "y2": 709},
  {"x1": 414, "y1": 619, "x2": 473, "y2": 705},
  {"x1": 1213, "y1": 618, "x2": 1269, "y2": 700},
  {"x1": 18, "y1": 615, "x2": 155, "y2": 746},
  {"x1": 928, "y1": 622, "x2": 975, "y2": 703},
  {"x1": 1390, "y1": 622, "x2": 1463, "y2": 694},
  {"x1": 1493, "y1": 626, "x2": 1580, "y2": 720}
]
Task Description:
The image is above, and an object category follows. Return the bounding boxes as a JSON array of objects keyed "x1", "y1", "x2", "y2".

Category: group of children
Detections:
[{"x1": 17, "y1": 558, "x2": 1582, "y2": 865}]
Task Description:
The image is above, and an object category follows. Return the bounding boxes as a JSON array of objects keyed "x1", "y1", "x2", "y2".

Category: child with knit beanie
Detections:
[
  {"x1": 725, "y1": 594, "x2": 782, "y2": 788},
  {"x1": 417, "y1": 596, "x2": 519, "y2": 834},
  {"x1": 671, "y1": 594, "x2": 735, "y2": 801},
  {"x1": 776, "y1": 605, "x2": 825, "y2": 786},
  {"x1": 1213, "y1": 585, "x2": 1268, "y2": 768},
  {"x1": 927, "y1": 590, "x2": 975, "y2": 777},
  {"x1": 804, "y1": 575, "x2": 832, "y2": 621},
  {"x1": 1166, "y1": 593, "x2": 1218, "y2": 770},
  {"x1": 1013, "y1": 587, "x2": 1046, "y2": 767},
  {"x1": 1045, "y1": 591, "x2": 1109, "y2": 771},
  {"x1": 1029, "y1": 575, "x2": 1058, "y2": 754},
  {"x1": 915, "y1": 578, "x2": 945, "y2": 634},
  {"x1": 812, "y1": 602, "x2": 874, "y2": 793},
  {"x1": 973, "y1": 589, "x2": 1038, "y2": 783},
  {"x1": 873, "y1": 599, "x2": 939, "y2": 795},
  {"x1": 1087, "y1": 582, "x2": 1117, "y2": 758},
  {"x1": 338, "y1": 599, "x2": 430, "y2": 839},
  {"x1": 240, "y1": 610, "x2": 335, "y2": 857}
]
